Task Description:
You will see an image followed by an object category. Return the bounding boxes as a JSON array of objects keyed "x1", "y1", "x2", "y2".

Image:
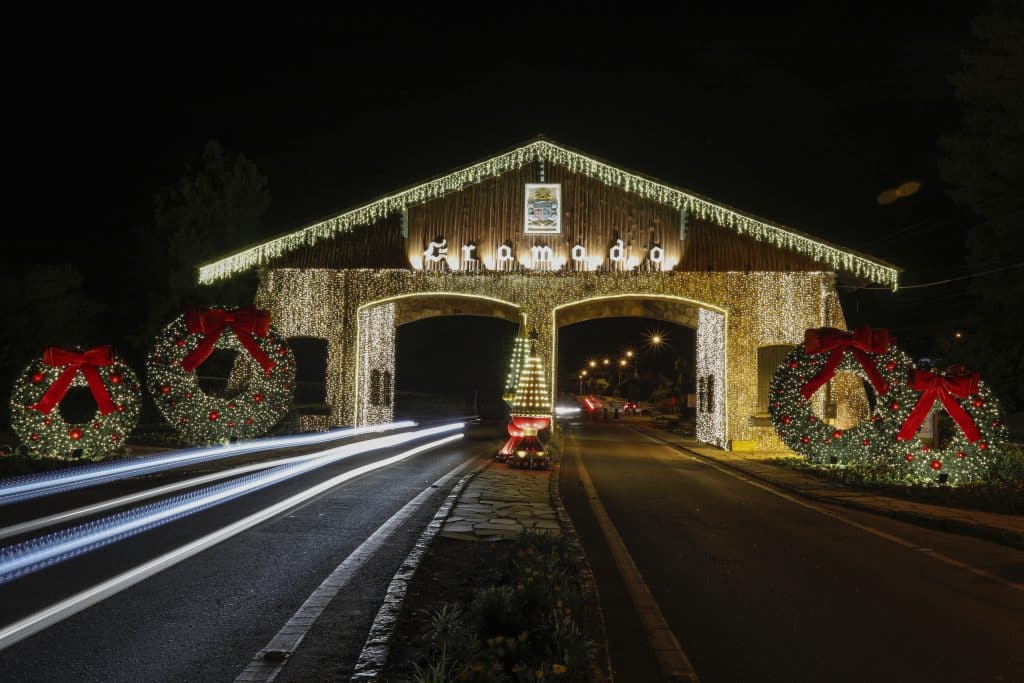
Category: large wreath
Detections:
[
  {"x1": 879, "y1": 364, "x2": 1008, "y2": 486},
  {"x1": 769, "y1": 326, "x2": 911, "y2": 466},
  {"x1": 146, "y1": 306, "x2": 296, "y2": 445},
  {"x1": 10, "y1": 346, "x2": 142, "y2": 457}
]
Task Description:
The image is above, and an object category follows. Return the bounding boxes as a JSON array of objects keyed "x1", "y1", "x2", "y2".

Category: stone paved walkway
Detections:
[
  {"x1": 440, "y1": 460, "x2": 561, "y2": 542},
  {"x1": 638, "y1": 426, "x2": 1024, "y2": 549}
]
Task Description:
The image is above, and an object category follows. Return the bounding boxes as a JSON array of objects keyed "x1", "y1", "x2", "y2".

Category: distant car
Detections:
[{"x1": 622, "y1": 401, "x2": 638, "y2": 414}]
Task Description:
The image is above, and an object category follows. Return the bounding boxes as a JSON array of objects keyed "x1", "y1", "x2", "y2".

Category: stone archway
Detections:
[
  {"x1": 552, "y1": 295, "x2": 727, "y2": 446},
  {"x1": 354, "y1": 293, "x2": 522, "y2": 425}
]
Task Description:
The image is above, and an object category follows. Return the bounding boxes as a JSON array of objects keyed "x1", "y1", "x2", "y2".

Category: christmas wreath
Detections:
[
  {"x1": 769, "y1": 326, "x2": 912, "y2": 466},
  {"x1": 881, "y1": 364, "x2": 1008, "y2": 485},
  {"x1": 146, "y1": 306, "x2": 296, "y2": 445},
  {"x1": 10, "y1": 345, "x2": 142, "y2": 457}
]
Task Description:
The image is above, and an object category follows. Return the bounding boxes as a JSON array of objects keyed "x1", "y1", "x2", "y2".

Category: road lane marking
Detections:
[
  {"x1": 0, "y1": 433, "x2": 464, "y2": 651},
  {"x1": 235, "y1": 455, "x2": 484, "y2": 682},
  {"x1": 639, "y1": 429, "x2": 1023, "y2": 594},
  {"x1": 570, "y1": 438, "x2": 700, "y2": 683},
  {"x1": 350, "y1": 459, "x2": 490, "y2": 679}
]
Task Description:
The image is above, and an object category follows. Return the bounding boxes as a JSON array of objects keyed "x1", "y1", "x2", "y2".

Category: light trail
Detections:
[
  {"x1": 0, "y1": 421, "x2": 416, "y2": 505},
  {"x1": 0, "y1": 449, "x2": 346, "y2": 541},
  {"x1": 0, "y1": 431, "x2": 464, "y2": 651},
  {"x1": 0, "y1": 423, "x2": 463, "y2": 585}
]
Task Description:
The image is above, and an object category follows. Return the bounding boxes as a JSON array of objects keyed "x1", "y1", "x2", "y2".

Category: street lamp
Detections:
[{"x1": 579, "y1": 370, "x2": 588, "y2": 395}]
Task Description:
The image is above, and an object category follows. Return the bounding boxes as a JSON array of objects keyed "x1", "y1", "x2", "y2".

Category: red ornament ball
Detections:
[
  {"x1": 800, "y1": 435, "x2": 810, "y2": 444},
  {"x1": 862, "y1": 438, "x2": 871, "y2": 446},
  {"x1": 92, "y1": 421, "x2": 102, "y2": 430},
  {"x1": 885, "y1": 361, "x2": 897, "y2": 371},
  {"x1": 253, "y1": 393, "x2": 264, "y2": 403},
  {"x1": 209, "y1": 410, "x2": 219, "y2": 421},
  {"x1": 889, "y1": 401, "x2": 900, "y2": 411},
  {"x1": 822, "y1": 437, "x2": 831, "y2": 445},
  {"x1": 185, "y1": 391, "x2": 192, "y2": 399},
  {"x1": 111, "y1": 433, "x2": 121, "y2": 442},
  {"x1": 788, "y1": 359, "x2": 799, "y2": 369},
  {"x1": 69, "y1": 428, "x2": 83, "y2": 441},
  {"x1": 782, "y1": 415, "x2": 792, "y2": 425},
  {"x1": 228, "y1": 402, "x2": 237, "y2": 409},
  {"x1": 31, "y1": 372, "x2": 45, "y2": 383},
  {"x1": 832, "y1": 429, "x2": 843, "y2": 439},
  {"x1": 43, "y1": 417, "x2": 52, "y2": 426},
  {"x1": 116, "y1": 404, "x2": 125, "y2": 413},
  {"x1": 161, "y1": 384, "x2": 171, "y2": 395},
  {"x1": 904, "y1": 454, "x2": 914, "y2": 462},
  {"x1": 972, "y1": 398, "x2": 985, "y2": 408},
  {"x1": 245, "y1": 417, "x2": 254, "y2": 425},
  {"x1": 955, "y1": 451, "x2": 965, "y2": 459},
  {"x1": 284, "y1": 383, "x2": 292, "y2": 390},
  {"x1": 176, "y1": 338, "x2": 186, "y2": 348},
  {"x1": 227, "y1": 421, "x2": 236, "y2": 428},
  {"x1": 263, "y1": 368, "x2": 273, "y2": 378},
  {"x1": 179, "y1": 416, "x2": 188, "y2": 424},
  {"x1": 110, "y1": 373, "x2": 122, "y2": 385},
  {"x1": 978, "y1": 441, "x2": 989, "y2": 450},
  {"x1": 772, "y1": 402, "x2": 780, "y2": 409},
  {"x1": 992, "y1": 420, "x2": 1001, "y2": 428},
  {"x1": 30, "y1": 433, "x2": 41, "y2": 441},
  {"x1": 809, "y1": 415, "x2": 817, "y2": 423},
  {"x1": 930, "y1": 459, "x2": 942, "y2": 471},
  {"x1": 279, "y1": 346, "x2": 289, "y2": 356}
]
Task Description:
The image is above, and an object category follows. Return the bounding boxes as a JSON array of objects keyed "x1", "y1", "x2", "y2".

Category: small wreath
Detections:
[
  {"x1": 770, "y1": 326, "x2": 912, "y2": 466},
  {"x1": 9, "y1": 345, "x2": 142, "y2": 457},
  {"x1": 879, "y1": 364, "x2": 1008, "y2": 486},
  {"x1": 146, "y1": 306, "x2": 296, "y2": 445}
]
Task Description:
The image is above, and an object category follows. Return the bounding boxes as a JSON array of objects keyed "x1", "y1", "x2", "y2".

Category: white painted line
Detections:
[
  {"x1": 571, "y1": 439, "x2": 700, "y2": 682},
  {"x1": 350, "y1": 461, "x2": 489, "y2": 679},
  {"x1": 0, "y1": 433, "x2": 464, "y2": 651},
  {"x1": 234, "y1": 456, "x2": 481, "y2": 682}
]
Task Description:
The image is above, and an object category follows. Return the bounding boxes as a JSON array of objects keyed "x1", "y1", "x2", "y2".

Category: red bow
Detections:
[
  {"x1": 897, "y1": 365, "x2": 981, "y2": 442},
  {"x1": 800, "y1": 326, "x2": 890, "y2": 399},
  {"x1": 33, "y1": 346, "x2": 116, "y2": 416},
  {"x1": 181, "y1": 307, "x2": 276, "y2": 373}
]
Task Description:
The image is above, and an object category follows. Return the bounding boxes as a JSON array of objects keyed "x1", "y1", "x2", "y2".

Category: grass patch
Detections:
[
  {"x1": 764, "y1": 443, "x2": 1024, "y2": 514},
  {"x1": 383, "y1": 532, "x2": 592, "y2": 682}
]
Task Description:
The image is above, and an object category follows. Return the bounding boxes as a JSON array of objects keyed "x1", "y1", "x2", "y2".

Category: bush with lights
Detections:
[
  {"x1": 882, "y1": 364, "x2": 1008, "y2": 486},
  {"x1": 10, "y1": 345, "x2": 142, "y2": 458},
  {"x1": 770, "y1": 326, "x2": 910, "y2": 467},
  {"x1": 146, "y1": 306, "x2": 296, "y2": 445}
]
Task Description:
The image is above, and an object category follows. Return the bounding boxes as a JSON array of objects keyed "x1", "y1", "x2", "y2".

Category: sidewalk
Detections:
[
  {"x1": 439, "y1": 459, "x2": 562, "y2": 541},
  {"x1": 638, "y1": 426, "x2": 1024, "y2": 550}
]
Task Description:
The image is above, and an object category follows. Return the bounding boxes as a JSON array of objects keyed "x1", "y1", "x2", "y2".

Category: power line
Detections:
[{"x1": 841, "y1": 262, "x2": 1024, "y2": 290}]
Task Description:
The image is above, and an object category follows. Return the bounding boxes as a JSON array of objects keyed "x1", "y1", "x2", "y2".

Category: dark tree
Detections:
[
  {"x1": 938, "y1": 0, "x2": 1024, "y2": 413},
  {"x1": 0, "y1": 265, "x2": 106, "y2": 428},
  {"x1": 136, "y1": 141, "x2": 271, "y2": 348}
]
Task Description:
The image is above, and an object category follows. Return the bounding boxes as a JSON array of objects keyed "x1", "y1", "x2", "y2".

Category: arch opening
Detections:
[
  {"x1": 553, "y1": 295, "x2": 726, "y2": 447},
  {"x1": 355, "y1": 294, "x2": 522, "y2": 426}
]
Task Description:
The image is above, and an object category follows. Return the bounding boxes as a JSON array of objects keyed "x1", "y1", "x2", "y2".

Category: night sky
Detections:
[{"x1": 5, "y1": 4, "x2": 989, "y2": 379}]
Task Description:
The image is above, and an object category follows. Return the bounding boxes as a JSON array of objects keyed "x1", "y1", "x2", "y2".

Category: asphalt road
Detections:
[
  {"x1": 559, "y1": 420, "x2": 1024, "y2": 683},
  {"x1": 0, "y1": 432, "x2": 489, "y2": 681}
]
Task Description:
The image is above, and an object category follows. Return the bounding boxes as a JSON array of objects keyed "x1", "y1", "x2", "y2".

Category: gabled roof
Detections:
[{"x1": 199, "y1": 138, "x2": 899, "y2": 289}]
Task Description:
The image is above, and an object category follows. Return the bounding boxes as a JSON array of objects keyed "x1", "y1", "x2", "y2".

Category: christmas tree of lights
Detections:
[
  {"x1": 512, "y1": 347, "x2": 551, "y2": 418},
  {"x1": 503, "y1": 329, "x2": 531, "y2": 405}
]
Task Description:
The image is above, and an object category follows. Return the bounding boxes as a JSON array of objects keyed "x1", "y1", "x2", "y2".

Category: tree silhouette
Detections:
[{"x1": 938, "y1": 0, "x2": 1024, "y2": 413}]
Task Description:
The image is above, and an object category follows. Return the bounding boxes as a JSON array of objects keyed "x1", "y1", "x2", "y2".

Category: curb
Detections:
[
  {"x1": 548, "y1": 442, "x2": 614, "y2": 683},
  {"x1": 640, "y1": 428, "x2": 1024, "y2": 551}
]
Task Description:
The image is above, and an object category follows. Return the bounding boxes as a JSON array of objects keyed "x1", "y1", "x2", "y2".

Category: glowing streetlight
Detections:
[
  {"x1": 625, "y1": 349, "x2": 634, "y2": 358},
  {"x1": 645, "y1": 328, "x2": 668, "y2": 350},
  {"x1": 588, "y1": 359, "x2": 597, "y2": 368},
  {"x1": 619, "y1": 359, "x2": 627, "y2": 367},
  {"x1": 603, "y1": 358, "x2": 610, "y2": 366}
]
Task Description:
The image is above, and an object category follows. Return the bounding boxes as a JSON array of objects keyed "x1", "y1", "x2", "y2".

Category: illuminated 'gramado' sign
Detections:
[
  {"x1": 420, "y1": 237, "x2": 666, "y2": 272},
  {"x1": 420, "y1": 182, "x2": 667, "y2": 272}
]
